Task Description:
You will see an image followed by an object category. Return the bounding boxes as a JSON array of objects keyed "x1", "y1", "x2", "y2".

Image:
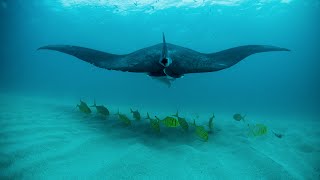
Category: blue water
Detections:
[{"x1": 1, "y1": 0, "x2": 320, "y2": 179}]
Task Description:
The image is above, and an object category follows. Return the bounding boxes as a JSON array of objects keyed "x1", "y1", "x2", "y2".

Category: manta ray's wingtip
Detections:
[
  {"x1": 266, "y1": 45, "x2": 291, "y2": 52},
  {"x1": 276, "y1": 47, "x2": 290, "y2": 52},
  {"x1": 37, "y1": 46, "x2": 45, "y2": 50},
  {"x1": 37, "y1": 45, "x2": 54, "y2": 51}
]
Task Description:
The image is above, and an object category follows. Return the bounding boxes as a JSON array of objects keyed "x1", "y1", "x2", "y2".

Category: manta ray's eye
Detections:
[{"x1": 161, "y1": 58, "x2": 168, "y2": 66}]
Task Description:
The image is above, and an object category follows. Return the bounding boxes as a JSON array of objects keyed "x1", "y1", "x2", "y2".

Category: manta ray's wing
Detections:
[
  {"x1": 38, "y1": 45, "x2": 130, "y2": 71},
  {"x1": 38, "y1": 44, "x2": 165, "y2": 74},
  {"x1": 208, "y1": 45, "x2": 290, "y2": 71},
  {"x1": 38, "y1": 44, "x2": 290, "y2": 79},
  {"x1": 167, "y1": 45, "x2": 290, "y2": 77}
]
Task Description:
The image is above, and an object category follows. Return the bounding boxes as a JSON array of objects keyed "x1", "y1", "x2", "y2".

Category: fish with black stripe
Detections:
[
  {"x1": 91, "y1": 100, "x2": 109, "y2": 117},
  {"x1": 192, "y1": 119, "x2": 209, "y2": 142},
  {"x1": 172, "y1": 111, "x2": 189, "y2": 132},
  {"x1": 130, "y1": 108, "x2": 141, "y2": 121},
  {"x1": 155, "y1": 115, "x2": 180, "y2": 128},
  {"x1": 117, "y1": 110, "x2": 131, "y2": 126},
  {"x1": 146, "y1": 113, "x2": 160, "y2": 133},
  {"x1": 77, "y1": 100, "x2": 91, "y2": 114}
]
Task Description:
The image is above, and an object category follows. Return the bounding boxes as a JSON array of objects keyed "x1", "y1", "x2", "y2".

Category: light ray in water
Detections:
[{"x1": 58, "y1": 0, "x2": 293, "y2": 10}]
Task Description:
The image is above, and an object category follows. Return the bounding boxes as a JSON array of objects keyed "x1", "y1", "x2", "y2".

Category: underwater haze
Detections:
[{"x1": 1, "y1": 0, "x2": 320, "y2": 179}]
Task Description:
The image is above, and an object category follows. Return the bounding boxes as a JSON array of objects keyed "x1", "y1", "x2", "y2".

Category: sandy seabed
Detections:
[{"x1": 0, "y1": 92, "x2": 319, "y2": 179}]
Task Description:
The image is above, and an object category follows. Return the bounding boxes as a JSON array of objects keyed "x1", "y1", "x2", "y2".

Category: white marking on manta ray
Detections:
[
  {"x1": 151, "y1": 76, "x2": 175, "y2": 87},
  {"x1": 159, "y1": 57, "x2": 172, "y2": 67}
]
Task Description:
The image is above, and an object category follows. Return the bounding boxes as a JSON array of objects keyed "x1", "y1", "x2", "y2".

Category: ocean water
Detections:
[{"x1": 1, "y1": 0, "x2": 320, "y2": 179}]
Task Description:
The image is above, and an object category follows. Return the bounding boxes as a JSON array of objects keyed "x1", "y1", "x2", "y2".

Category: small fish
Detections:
[
  {"x1": 208, "y1": 113, "x2": 214, "y2": 133},
  {"x1": 91, "y1": 100, "x2": 109, "y2": 116},
  {"x1": 77, "y1": 100, "x2": 91, "y2": 114},
  {"x1": 272, "y1": 130, "x2": 283, "y2": 138},
  {"x1": 146, "y1": 113, "x2": 160, "y2": 133},
  {"x1": 155, "y1": 116, "x2": 180, "y2": 128},
  {"x1": 134, "y1": 1, "x2": 138, "y2": 6},
  {"x1": 117, "y1": 110, "x2": 131, "y2": 126},
  {"x1": 233, "y1": 113, "x2": 246, "y2": 121},
  {"x1": 172, "y1": 111, "x2": 189, "y2": 131},
  {"x1": 130, "y1": 108, "x2": 141, "y2": 121},
  {"x1": 192, "y1": 120, "x2": 209, "y2": 141},
  {"x1": 249, "y1": 124, "x2": 268, "y2": 137}
]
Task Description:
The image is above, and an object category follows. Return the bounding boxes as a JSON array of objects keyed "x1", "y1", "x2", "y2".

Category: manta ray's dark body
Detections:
[{"x1": 38, "y1": 33, "x2": 289, "y2": 85}]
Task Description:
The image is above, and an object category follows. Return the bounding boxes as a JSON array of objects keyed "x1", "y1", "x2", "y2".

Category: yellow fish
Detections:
[
  {"x1": 130, "y1": 108, "x2": 141, "y2": 121},
  {"x1": 233, "y1": 113, "x2": 246, "y2": 121},
  {"x1": 193, "y1": 120, "x2": 209, "y2": 142},
  {"x1": 172, "y1": 111, "x2": 189, "y2": 131},
  {"x1": 249, "y1": 124, "x2": 268, "y2": 137},
  {"x1": 91, "y1": 100, "x2": 109, "y2": 116},
  {"x1": 146, "y1": 113, "x2": 160, "y2": 133},
  {"x1": 155, "y1": 116, "x2": 180, "y2": 128},
  {"x1": 77, "y1": 100, "x2": 91, "y2": 114},
  {"x1": 117, "y1": 110, "x2": 131, "y2": 126}
]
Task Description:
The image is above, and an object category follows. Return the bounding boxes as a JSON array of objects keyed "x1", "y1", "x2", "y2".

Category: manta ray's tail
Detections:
[
  {"x1": 38, "y1": 45, "x2": 125, "y2": 70},
  {"x1": 207, "y1": 45, "x2": 290, "y2": 71}
]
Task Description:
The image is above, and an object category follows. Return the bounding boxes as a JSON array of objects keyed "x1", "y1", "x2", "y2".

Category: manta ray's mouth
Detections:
[
  {"x1": 159, "y1": 57, "x2": 172, "y2": 67},
  {"x1": 161, "y1": 58, "x2": 168, "y2": 66}
]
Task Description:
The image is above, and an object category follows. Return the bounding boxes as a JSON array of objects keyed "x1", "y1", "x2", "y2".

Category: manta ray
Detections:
[{"x1": 38, "y1": 33, "x2": 289, "y2": 86}]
